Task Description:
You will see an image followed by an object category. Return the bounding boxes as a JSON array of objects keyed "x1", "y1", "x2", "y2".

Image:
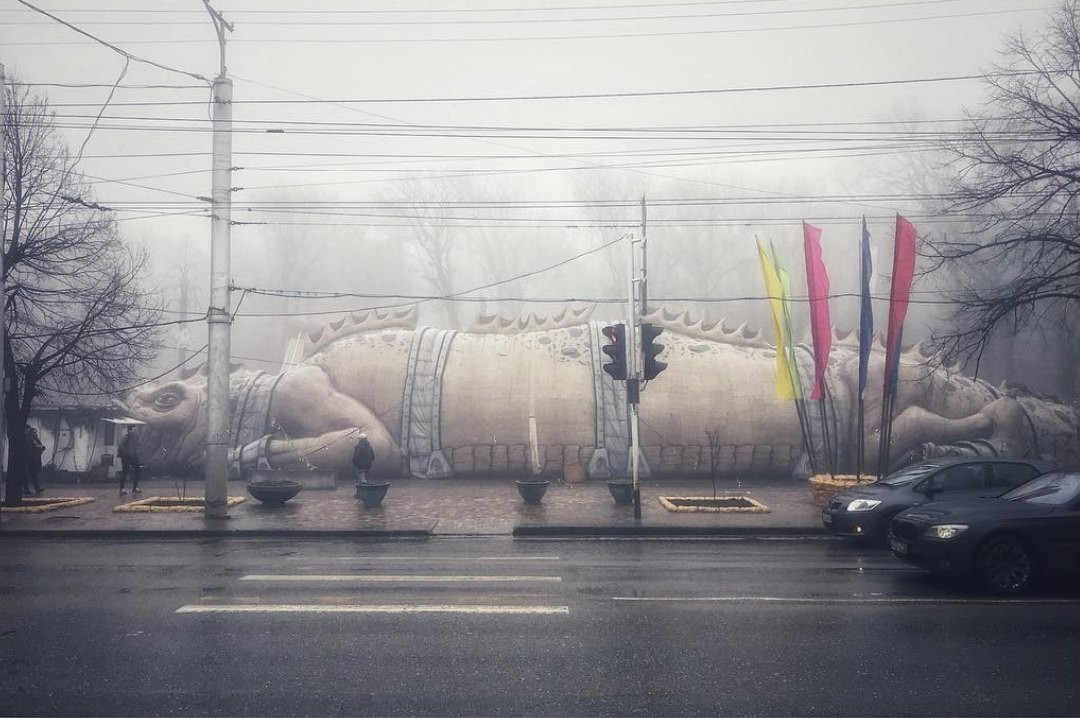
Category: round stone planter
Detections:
[
  {"x1": 606, "y1": 480, "x2": 635, "y2": 506},
  {"x1": 246, "y1": 479, "x2": 303, "y2": 505},
  {"x1": 516, "y1": 479, "x2": 550, "y2": 505},
  {"x1": 355, "y1": 481, "x2": 390, "y2": 508},
  {"x1": 808, "y1": 474, "x2": 876, "y2": 507}
]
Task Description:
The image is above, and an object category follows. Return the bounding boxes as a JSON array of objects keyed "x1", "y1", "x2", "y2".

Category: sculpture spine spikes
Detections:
[
  {"x1": 471, "y1": 305, "x2": 595, "y2": 333},
  {"x1": 177, "y1": 360, "x2": 245, "y2": 381},
  {"x1": 642, "y1": 309, "x2": 769, "y2": 349},
  {"x1": 303, "y1": 306, "x2": 419, "y2": 356}
]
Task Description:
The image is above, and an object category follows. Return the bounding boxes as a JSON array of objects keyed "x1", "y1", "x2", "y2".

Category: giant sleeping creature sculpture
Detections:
[{"x1": 119, "y1": 306, "x2": 1080, "y2": 480}]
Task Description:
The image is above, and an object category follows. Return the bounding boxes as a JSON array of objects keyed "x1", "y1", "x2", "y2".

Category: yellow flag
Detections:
[
  {"x1": 757, "y1": 239, "x2": 798, "y2": 401},
  {"x1": 771, "y1": 242, "x2": 806, "y2": 399}
]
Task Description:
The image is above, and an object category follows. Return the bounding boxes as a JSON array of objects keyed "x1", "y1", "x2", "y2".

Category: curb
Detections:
[
  {"x1": 0, "y1": 525, "x2": 829, "y2": 540},
  {"x1": 512, "y1": 525, "x2": 828, "y2": 538},
  {"x1": 0, "y1": 527, "x2": 437, "y2": 539}
]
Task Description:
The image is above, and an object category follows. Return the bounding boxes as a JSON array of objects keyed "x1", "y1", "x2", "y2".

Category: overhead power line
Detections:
[
  {"x1": 0, "y1": 1, "x2": 905, "y2": 15},
  {"x1": 4, "y1": 7, "x2": 1044, "y2": 45},
  {"x1": 22, "y1": 72, "x2": 1033, "y2": 107},
  {"x1": 12, "y1": 82, "x2": 206, "y2": 90},
  {"x1": 10, "y1": 0, "x2": 210, "y2": 84},
  {"x1": 0, "y1": 0, "x2": 981, "y2": 26}
]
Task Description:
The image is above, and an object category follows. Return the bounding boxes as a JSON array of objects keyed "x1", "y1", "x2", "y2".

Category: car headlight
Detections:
[
  {"x1": 925, "y1": 524, "x2": 969, "y2": 540},
  {"x1": 846, "y1": 499, "x2": 882, "y2": 512}
]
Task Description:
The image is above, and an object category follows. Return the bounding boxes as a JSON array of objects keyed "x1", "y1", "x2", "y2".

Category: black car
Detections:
[
  {"x1": 889, "y1": 469, "x2": 1080, "y2": 594},
  {"x1": 820, "y1": 457, "x2": 1054, "y2": 544}
]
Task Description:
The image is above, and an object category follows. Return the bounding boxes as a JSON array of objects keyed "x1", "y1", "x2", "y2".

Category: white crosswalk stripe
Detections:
[
  {"x1": 177, "y1": 604, "x2": 569, "y2": 614},
  {"x1": 239, "y1": 574, "x2": 561, "y2": 582},
  {"x1": 177, "y1": 554, "x2": 569, "y2": 616}
]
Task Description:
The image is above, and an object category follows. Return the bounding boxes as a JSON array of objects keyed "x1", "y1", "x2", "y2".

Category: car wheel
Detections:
[{"x1": 976, "y1": 536, "x2": 1038, "y2": 595}]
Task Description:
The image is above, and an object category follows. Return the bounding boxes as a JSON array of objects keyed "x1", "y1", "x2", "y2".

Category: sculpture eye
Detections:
[{"x1": 152, "y1": 390, "x2": 182, "y2": 410}]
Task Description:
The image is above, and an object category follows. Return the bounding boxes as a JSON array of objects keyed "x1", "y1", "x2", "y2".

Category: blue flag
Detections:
[{"x1": 858, "y1": 217, "x2": 874, "y2": 398}]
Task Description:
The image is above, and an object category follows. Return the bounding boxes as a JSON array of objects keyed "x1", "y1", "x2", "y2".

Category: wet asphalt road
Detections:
[{"x1": 1, "y1": 536, "x2": 1077, "y2": 717}]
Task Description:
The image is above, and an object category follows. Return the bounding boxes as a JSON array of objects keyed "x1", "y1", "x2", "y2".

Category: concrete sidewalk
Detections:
[{"x1": 0, "y1": 475, "x2": 826, "y2": 538}]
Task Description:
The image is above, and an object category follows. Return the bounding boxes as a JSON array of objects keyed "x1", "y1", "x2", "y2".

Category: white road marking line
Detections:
[
  {"x1": 177, "y1": 604, "x2": 569, "y2": 615},
  {"x1": 612, "y1": 596, "x2": 1077, "y2": 605},
  {"x1": 240, "y1": 574, "x2": 562, "y2": 583},
  {"x1": 285, "y1": 556, "x2": 561, "y2": 562}
]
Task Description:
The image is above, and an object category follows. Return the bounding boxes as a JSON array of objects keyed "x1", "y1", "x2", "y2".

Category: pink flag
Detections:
[
  {"x1": 802, "y1": 222, "x2": 832, "y2": 400},
  {"x1": 883, "y1": 214, "x2": 918, "y2": 399}
]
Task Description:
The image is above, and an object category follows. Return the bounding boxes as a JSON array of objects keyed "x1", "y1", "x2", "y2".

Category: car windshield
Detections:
[
  {"x1": 1000, "y1": 472, "x2": 1080, "y2": 505},
  {"x1": 878, "y1": 464, "x2": 940, "y2": 486}
]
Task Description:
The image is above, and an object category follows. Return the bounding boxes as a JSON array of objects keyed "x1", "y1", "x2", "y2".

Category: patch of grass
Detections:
[
  {"x1": 3, "y1": 497, "x2": 95, "y2": 513},
  {"x1": 113, "y1": 496, "x2": 246, "y2": 513},
  {"x1": 658, "y1": 495, "x2": 770, "y2": 513}
]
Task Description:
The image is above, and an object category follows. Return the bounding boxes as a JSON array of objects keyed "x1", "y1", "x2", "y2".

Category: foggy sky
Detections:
[{"x1": 0, "y1": 0, "x2": 1061, "y2": 389}]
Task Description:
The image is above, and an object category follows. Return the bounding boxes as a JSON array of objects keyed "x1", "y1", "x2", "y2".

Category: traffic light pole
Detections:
[
  {"x1": 609, "y1": 204, "x2": 654, "y2": 519},
  {"x1": 628, "y1": 235, "x2": 643, "y2": 519}
]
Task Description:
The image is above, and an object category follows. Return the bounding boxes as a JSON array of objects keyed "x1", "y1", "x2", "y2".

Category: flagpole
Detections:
[
  {"x1": 856, "y1": 395, "x2": 866, "y2": 479},
  {"x1": 877, "y1": 214, "x2": 917, "y2": 479},
  {"x1": 856, "y1": 224, "x2": 867, "y2": 480},
  {"x1": 794, "y1": 385, "x2": 818, "y2": 476},
  {"x1": 757, "y1": 238, "x2": 817, "y2": 477},
  {"x1": 818, "y1": 383, "x2": 836, "y2": 478},
  {"x1": 878, "y1": 391, "x2": 895, "y2": 477},
  {"x1": 783, "y1": 284, "x2": 817, "y2": 478},
  {"x1": 788, "y1": 341, "x2": 818, "y2": 476}
]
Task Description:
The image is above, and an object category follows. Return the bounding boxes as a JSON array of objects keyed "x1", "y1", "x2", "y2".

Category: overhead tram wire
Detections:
[
  {"x1": 220, "y1": 216, "x2": 1008, "y2": 230},
  {"x1": 25, "y1": 75, "x2": 1010, "y2": 204},
  {"x1": 0, "y1": 1, "x2": 966, "y2": 16},
  {"x1": 73, "y1": 142, "x2": 942, "y2": 208},
  {"x1": 37, "y1": 119, "x2": 999, "y2": 142},
  {"x1": 5, "y1": 5, "x2": 1045, "y2": 45},
  {"x1": 0, "y1": 0, "x2": 984, "y2": 25},
  {"x1": 224, "y1": 288, "x2": 1002, "y2": 321},
  {"x1": 24, "y1": 70, "x2": 1001, "y2": 210},
  {"x1": 2, "y1": 5, "x2": 1036, "y2": 45},
  {"x1": 13, "y1": 82, "x2": 206, "y2": 90},
  {"x1": 35, "y1": 71, "x2": 1039, "y2": 107},
  {"x1": 38, "y1": 113, "x2": 1007, "y2": 143},
  {"x1": 221, "y1": 78, "x2": 950, "y2": 212},
  {"x1": 232, "y1": 233, "x2": 630, "y2": 317},
  {"x1": 10, "y1": 0, "x2": 209, "y2": 84}
]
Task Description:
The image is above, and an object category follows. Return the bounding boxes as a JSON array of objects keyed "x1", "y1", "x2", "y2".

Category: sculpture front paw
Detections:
[{"x1": 228, "y1": 435, "x2": 274, "y2": 478}]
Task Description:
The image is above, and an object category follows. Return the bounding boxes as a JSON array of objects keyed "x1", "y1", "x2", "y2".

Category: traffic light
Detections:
[
  {"x1": 641, "y1": 323, "x2": 667, "y2": 380},
  {"x1": 601, "y1": 323, "x2": 627, "y2": 380}
]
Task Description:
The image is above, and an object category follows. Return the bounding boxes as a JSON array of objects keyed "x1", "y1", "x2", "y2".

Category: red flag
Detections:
[
  {"x1": 802, "y1": 222, "x2": 832, "y2": 400},
  {"x1": 883, "y1": 214, "x2": 918, "y2": 399}
]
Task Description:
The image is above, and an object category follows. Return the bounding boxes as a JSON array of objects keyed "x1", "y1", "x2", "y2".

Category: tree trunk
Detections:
[{"x1": 2, "y1": 338, "x2": 27, "y2": 507}]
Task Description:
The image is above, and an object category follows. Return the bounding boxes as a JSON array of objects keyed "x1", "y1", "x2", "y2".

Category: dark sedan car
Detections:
[
  {"x1": 821, "y1": 457, "x2": 1054, "y2": 544},
  {"x1": 889, "y1": 469, "x2": 1080, "y2": 594}
]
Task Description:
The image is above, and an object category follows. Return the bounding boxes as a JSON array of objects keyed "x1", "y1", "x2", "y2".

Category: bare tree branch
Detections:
[
  {"x1": 928, "y1": 0, "x2": 1080, "y2": 374},
  {"x1": 2, "y1": 79, "x2": 162, "y2": 505}
]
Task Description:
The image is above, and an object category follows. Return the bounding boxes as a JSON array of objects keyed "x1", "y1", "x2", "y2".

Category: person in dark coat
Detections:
[
  {"x1": 118, "y1": 425, "x2": 142, "y2": 495},
  {"x1": 352, "y1": 431, "x2": 375, "y2": 489},
  {"x1": 24, "y1": 426, "x2": 45, "y2": 496}
]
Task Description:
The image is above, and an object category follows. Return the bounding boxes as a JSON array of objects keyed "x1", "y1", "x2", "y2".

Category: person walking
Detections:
[
  {"x1": 24, "y1": 426, "x2": 45, "y2": 496},
  {"x1": 117, "y1": 425, "x2": 142, "y2": 495},
  {"x1": 352, "y1": 431, "x2": 375, "y2": 495}
]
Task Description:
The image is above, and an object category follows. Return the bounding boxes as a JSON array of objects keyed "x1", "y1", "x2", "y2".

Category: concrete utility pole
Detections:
[
  {"x1": 204, "y1": 5, "x2": 234, "y2": 519},
  {"x1": 0, "y1": 63, "x2": 7, "y2": 519}
]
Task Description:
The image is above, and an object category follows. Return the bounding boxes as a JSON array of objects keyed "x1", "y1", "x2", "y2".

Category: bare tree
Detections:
[
  {"x1": 2, "y1": 81, "x2": 162, "y2": 505},
  {"x1": 381, "y1": 179, "x2": 463, "y2": 328},
  {"x1": 926, "y1": 0, "x2": 1080, "y2": 377}
]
